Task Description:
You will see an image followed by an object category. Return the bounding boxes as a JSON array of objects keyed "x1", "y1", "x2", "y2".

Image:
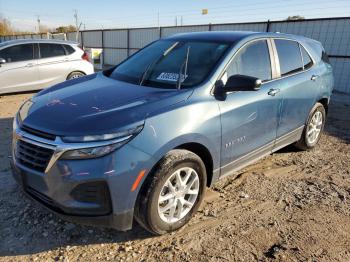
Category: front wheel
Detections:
[
  {"x1": 67, "y1": 71, "x2": 85, "y2": 80},
  {"x1": 295, "y1": 102, "x2": 326, "y2": 150},
  {"x1": 134, "y1": 149, "x2": 207, "y2": 235}
]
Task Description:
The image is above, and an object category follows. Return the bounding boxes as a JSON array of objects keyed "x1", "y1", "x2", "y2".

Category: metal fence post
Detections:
[
  {"x1": 266, "y1": 19, "x2": 271, "y2": 32},
  {"x1": 209, "y1": 23, "x2": 212, "y2": 31},
  {"x1": 127, "y1": 29, "x2": 130, "y2": 57},
  {"x1": 81, "y1": 31, "x2": 84, "y2": 48},
  {"x1": 101, "y1": 30, "x2": 105, "y2": 67}
]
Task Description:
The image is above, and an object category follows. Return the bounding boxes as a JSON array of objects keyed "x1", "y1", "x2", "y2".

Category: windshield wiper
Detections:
[
  {"x1": 139, "y1": 42, "x2": 179, "y2": 86},
  {"x1": 177, "y1": 46, "x2": 190, "y2": 90}
]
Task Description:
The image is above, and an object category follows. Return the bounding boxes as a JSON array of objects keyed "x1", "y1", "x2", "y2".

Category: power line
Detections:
[
  {"x1": 3, "y1": 0, "x2": 349, "y2": 22},
  {"x1": 3, "y1": 0, "x2": 350, "y2": 30},
  {"x1": 82, "y1": 2, "x2": 349, "y2": 28}
]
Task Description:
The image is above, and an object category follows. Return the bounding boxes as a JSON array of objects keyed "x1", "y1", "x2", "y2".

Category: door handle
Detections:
[
  {"x1": 311, "y1": 75, "x2": 319, "y2": 81},
  {"x1": 25, "y1": 63, "x2": 35, "y2": 67},
  {"x1": 268, "y1": 88, "x2": 280, "y2": 96}
]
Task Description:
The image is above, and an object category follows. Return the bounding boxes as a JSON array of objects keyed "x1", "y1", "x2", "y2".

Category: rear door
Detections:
[
  {"x1": 0, "y1": 43, "x2": 39, "y2": 93},
  {"x1": 37, "y1": 43, "x2": 70, "y2": 87},
  {"x1": 272, "y1": 39, "x2": 318, "y2": 144},
  {"x1": 218, "y1": 39, "x2": 282, "y2": 177}
]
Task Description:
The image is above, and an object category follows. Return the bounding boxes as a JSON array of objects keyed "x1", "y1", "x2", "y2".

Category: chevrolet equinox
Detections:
[{"x1": 11, "y1": 31, "x2": 334, "y2": 235}]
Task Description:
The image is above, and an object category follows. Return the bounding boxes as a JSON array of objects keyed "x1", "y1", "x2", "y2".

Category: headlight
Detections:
[
  {"x1": 61, "y1": 125, "x2": 143, "y2": 143},
  {"x1": 60, "y1": 125, "x2": 143, "y2": 160},
  {"x1": 61, "y1": 142, "x2": 125, "y2": 160}
]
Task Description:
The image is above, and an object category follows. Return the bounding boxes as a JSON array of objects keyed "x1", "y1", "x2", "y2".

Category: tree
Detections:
[
  {"x1": 286, "y1": 15, "x2": 305, "y2": 21},
  {"x1": 0, "y1": 17, "x2": 13, "y2": 35},
  {"x1": 55, "y1": 25, "x2": 77, "y2": 33}
]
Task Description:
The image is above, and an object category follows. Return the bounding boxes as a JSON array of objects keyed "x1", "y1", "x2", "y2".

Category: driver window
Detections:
[
  {"x1": 223, "y1": 40, "x2": 272, "y2": 82},
  {"x1": 0, "y1": 44, "x2": 34, "y2": 63}
]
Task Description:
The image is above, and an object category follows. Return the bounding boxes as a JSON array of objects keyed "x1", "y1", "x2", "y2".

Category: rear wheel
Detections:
[
  {"x1": 134, "y1": 149, "x2": 206, "y2": 235},
  {"x1": 295, "y1": 102, "x2": 326, "y2": 150},
  {"x1": 67, "y1": 71, "x2": 85, "y2": 80}
]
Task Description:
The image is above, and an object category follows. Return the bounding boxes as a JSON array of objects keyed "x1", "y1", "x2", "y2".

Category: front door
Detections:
[
  {"x1": 218, "y1": 39, "x2": 281, "y2": 177},
  {"x1": 0, "y1": 43, "x2": 39, "y2": 93}
]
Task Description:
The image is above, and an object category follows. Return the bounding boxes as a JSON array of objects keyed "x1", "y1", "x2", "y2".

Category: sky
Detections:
[{"x1": 0, "y1": 0, "x2": 349, "y2": 32}]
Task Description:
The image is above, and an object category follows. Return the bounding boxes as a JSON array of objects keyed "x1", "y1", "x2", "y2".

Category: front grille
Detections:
[
  {"x1": 15, "y1": 140, "x2": 54, "y2": 172},
  {"x1": 21, "y1": 125, "x2": 56, "y2": 141}
]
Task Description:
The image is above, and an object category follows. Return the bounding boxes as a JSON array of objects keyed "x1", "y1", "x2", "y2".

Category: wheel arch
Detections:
[
  {"x1": 174, "y1": 142, "x2": 214, "y2": 187},
  {"x1": 317, "y1": 97, "x2": 329, "y2": 114},
  {"x1": 137, "y1": 140, "x2": 216, "y2": 196},
  {"x1": 67, "y1": 70, "x2": 86, "y2": 80}
]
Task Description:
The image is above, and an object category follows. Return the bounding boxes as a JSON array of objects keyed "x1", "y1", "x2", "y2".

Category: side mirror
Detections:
[
  {"x1": 0, "y1": 58, "x2": 6, "y2": 66},
  {"x1": 223, "y1": 74, "x2": 262, "y2": 93}
]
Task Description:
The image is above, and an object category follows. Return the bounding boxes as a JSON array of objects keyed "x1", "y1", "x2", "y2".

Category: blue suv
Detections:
[{"x1": 11, "y1": 31, "x2": 334, "y2": 235}]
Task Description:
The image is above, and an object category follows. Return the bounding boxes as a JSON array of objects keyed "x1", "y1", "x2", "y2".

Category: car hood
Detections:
[{"x1": 19, "y1": 73, "x2": 192, "y2": 136}]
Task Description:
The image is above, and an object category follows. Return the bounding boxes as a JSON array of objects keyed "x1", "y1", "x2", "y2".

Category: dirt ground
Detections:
[{"x1": 0, "y1": 92, "x2": 349, "y2": 262}]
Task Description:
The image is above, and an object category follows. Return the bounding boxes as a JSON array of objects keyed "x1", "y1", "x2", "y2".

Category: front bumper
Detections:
[
  {"x1": 12, "y1": 159, "x2": 133, "y2": 230},
  {"x1": 11, "y1": 127, "x2": 153, "y2": 231}
]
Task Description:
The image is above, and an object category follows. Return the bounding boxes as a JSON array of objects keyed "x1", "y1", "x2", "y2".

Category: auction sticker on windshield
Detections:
[{"x1": 157, "y1": 72, "x2": 187, "y2": 82}]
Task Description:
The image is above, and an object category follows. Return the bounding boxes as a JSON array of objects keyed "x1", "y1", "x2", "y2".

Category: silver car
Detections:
[{"x1": 0, "y1": 39, "x2": 94, "y2": 94}]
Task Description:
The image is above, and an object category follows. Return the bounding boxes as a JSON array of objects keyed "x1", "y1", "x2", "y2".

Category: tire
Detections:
[
  {"x1": 134, "y1": 149, "x2": 207, "y2": 235},
  {"x1": 67, "y1": 71, "x2": 85, "y2": 80},
  {"x1": 295, "y1": 102, "x2": 326, "y2": 150}
]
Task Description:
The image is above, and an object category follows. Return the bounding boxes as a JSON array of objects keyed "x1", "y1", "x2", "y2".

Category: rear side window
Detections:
[
  {"x1": 226, "y1": 40, "x2": 272, "y2": 81},
  {"x1": 0, "y1": 44, "x2": 34, "y2": 62},
  {"x1": 300, "y1": 45, "x2": 313, "y2": 70},
  {"x1": 39, "y1": 43, "x2": 66, "y2": 58},
  {"x1": 63, "y1": 44, "x2": 75, "y2": 55},
  {"x1": 275, "y1": 39, "x2": 303, "y2": 77}
]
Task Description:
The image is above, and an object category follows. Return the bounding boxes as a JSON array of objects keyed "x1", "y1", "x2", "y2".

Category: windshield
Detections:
[{"x1": 108, "y1": 39, "x2": 231, "y2": 89}]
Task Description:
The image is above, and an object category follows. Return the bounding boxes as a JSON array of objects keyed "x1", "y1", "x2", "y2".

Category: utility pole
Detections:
[
  {"x1": 36, "y1": 15, "x2": 40, "y2": 33},
  {"x1": 74, "y1": 9, "x2": 79, "y2": 42},
  {"x1": 175, "y1": 16, "x2": 177, "y2": 26},
  {"x1": 180, "y1": 16, "x2": 183, "y2": 26}
]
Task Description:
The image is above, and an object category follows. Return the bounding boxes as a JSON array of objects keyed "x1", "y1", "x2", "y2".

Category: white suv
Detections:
[{"x1": 0, "y1": 39, "x2": 94, "y2": 94}]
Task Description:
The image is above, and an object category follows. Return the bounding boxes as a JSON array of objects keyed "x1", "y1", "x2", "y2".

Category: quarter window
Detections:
[
  {"x1": 63, "y1": 44, "x2": 75, "y2": 55},
  {"x1": 275, "y1": 39, "x2": 303, "y2": 77},
  {"x1": 226, "y1": 40, "x2": 272, "y2": 81},
  {"x1": 300, "y1": 45, "x2": 313, "y2": 70},
  {"x1": 39, "y1": 43, "x2": 66, "y2": 58},
  {"x1": 0, "y1": 44, "x2": 34, "y2": 62}
]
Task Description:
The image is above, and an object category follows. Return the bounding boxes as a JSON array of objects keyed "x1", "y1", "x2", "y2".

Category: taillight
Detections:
[
  {"x1": 79, "y1": 47, "x2": 90, "y2": 62},
  {"x1": 82, "y1": 51, "x2": 90, "y2": 62}
]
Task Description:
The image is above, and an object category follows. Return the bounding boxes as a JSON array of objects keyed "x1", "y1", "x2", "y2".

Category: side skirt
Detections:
[
  {"x1": 272, "y1": 126, "x2": 304, "y2": 153},
  {"x1": 215, "y1": 126, "x2": 304, "y2": 182}
]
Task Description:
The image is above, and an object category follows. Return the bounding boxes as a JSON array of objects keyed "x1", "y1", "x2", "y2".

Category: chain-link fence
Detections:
[{"x1": 1, "y1": 17, "x2": 349, "y2": 93}]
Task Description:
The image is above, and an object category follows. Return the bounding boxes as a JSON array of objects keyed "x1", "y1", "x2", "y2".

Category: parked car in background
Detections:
[
  {"x1": 11, "y1": 31, "x2": 333, "y2": 235},
  {"x1": 0, "y1": 39, "x2": 94, "y2": 94}
]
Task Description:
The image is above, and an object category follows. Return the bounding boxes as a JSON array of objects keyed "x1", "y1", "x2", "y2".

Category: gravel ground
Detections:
[{"x1": 0, "y1": 92, "x2": 349, "y2": 261}]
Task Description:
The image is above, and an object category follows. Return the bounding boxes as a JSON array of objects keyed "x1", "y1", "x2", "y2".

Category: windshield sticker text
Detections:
[{"x1": 157, "y1": 72, "x2": 187, "y2": 82}]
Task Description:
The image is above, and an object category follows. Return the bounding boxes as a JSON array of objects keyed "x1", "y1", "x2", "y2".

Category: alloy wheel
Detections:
[
  {"x1": 307, "y1": 110, "x2": 323, "y2": 144},
  {"x1": 157, "y1": 167, "x2": 200, "y2": 223}
]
